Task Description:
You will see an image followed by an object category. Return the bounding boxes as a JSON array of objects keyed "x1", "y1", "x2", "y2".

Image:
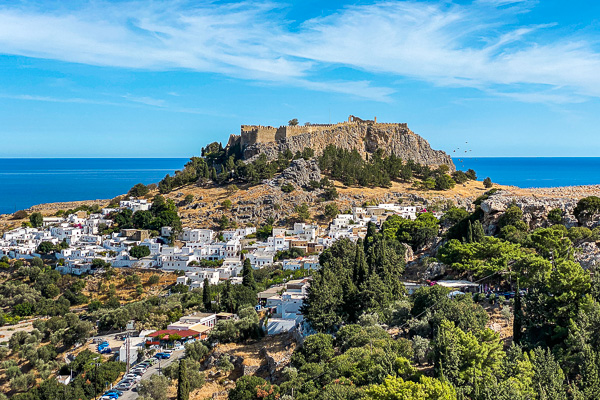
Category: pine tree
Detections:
[
  {"x1": 177, "y1": 359, "x2": 190, "y2": 400},
  {"x1": 210, "y1": 167, "x2": 217, "y2": 181},
  {"x1": 202, "y1": 278, "x2": 211, "y2": 311},
  {"x1": 242, "y1": 258, "x2": 256, "y2": 290}
]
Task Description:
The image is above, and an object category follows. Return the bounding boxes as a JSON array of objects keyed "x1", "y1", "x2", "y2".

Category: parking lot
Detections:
[{"x1": 115, "y1": 348, "x2": 185, "y2": 400}]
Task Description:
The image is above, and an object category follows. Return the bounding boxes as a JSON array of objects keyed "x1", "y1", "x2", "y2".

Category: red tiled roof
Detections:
[{"x1": 147, "y1": 329, "x2": 200, "y2": 338}]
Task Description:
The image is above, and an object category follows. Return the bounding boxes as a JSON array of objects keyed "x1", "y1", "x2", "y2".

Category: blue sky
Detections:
[{"x1": 1, "y1": 0, "x2": 600, "y2": 157}]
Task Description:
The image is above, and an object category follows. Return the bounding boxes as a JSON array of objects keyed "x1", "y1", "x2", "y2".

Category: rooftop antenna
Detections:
[{"x1": 329, "y1": 108, "x2": 331, "y2": 124}]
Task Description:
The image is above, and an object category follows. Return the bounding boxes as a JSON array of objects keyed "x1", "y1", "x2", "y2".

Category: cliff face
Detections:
[{"x1": 237, "y1": 123, "x2": 455, "y2": 171}]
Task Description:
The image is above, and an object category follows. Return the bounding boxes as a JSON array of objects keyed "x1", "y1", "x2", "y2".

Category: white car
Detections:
[
  {"x1": 124, "y1": 374, "x2": 142, "y2": 382},
  {"x1": 163, "y1": 349, "x2": 173, "y2": 354}
]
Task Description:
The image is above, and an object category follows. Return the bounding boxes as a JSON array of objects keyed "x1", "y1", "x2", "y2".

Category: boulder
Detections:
[{"x1": 280, "y1": 158, "x2": 321, "y2": 188}]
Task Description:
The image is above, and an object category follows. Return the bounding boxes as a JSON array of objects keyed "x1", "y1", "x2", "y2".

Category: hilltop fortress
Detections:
[{"x1": 227, "y1": 115, "x2": 455, "y2": 170}]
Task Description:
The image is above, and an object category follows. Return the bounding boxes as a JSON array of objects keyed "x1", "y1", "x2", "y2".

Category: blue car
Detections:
[
  {"x1": 105, "y1": 390, "x2": 123, "y2": 396},
  {"x1": 102, "y1": 392, "x2": 119, "y2": 399},
  {"x1": 155, "y1": 352, "x2": 171, "y2": 359}
]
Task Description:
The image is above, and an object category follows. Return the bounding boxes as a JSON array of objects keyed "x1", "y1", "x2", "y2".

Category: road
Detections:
[{"x1": 117, "y1": 348, "x2": 185, "y2": 400}]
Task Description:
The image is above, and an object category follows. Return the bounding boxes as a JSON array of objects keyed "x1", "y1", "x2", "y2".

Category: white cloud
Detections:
[
  {"x1": 0, "y1": 1, "x2": 599, "y2": 103},
  {"x1": 122, "y1": 94, "x2": 166, "y2": 107}
]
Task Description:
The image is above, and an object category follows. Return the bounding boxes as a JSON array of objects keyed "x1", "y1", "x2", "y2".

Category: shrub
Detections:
[
  {"x1": 12, "y1": 210, "x2": 28, "y2": 220},
  {"x1": 221, "y1": 199, "x2": 232, "y2": 209},
  {"x1": 547, "y1": 208, "x2": 563, "y2": 224},
  {"x1": 128, "y1": 183, "x2": 150, "y2": 198},
  {"x1": 483, "y1": 177, "x2": 493, "y2": 188},
  {"x1": 574, "y1": 196, "x2": 600, "y2": 223},
  {"x1": 183, "y1": 194, "x2": 194, "y2": 205},
  {"x1": 281, "y1": 183, "x2": 294, "y2": 193}
]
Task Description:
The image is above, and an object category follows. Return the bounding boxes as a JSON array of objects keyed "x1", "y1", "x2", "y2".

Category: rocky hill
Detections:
[{"x1": 235, "y1": 119, "x2": 455, "y2": 170}]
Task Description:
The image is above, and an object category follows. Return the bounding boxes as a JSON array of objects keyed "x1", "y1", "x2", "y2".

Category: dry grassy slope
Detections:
[
  {"x1": 165, "y1": 180, "x2": 510, "y2": 229},
  {"x1": 3, "y1": 179, "x2": 600, "y2": 233},
  {"x1": 81, "y1": 269, "x2": 178, "y2": 303}
]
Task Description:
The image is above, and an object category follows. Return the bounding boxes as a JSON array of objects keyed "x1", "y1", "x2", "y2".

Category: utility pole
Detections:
[
  {"x1": 126, "y1": 334, "x2": 130, "y2": 373},
  {"x1": 93, "y1": 359, "x2": 102, "y2": 400}
]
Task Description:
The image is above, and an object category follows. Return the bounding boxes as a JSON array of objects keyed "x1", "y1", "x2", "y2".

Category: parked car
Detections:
[
  {"x1": 105, "y1": 389, "x2": 123, "y2": 396},
  {"x1": 101, "y1": 392, "x2": 119, "y2": 399},
  {"x1": 116, "y1": 382, "x2": 133, "y2": 391}
]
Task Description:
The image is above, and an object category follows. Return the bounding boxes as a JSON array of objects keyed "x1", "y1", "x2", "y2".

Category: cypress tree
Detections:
[
  {"x1": 466, "y1": 220, "x2": 473, "y2": 243},
  {"x1": 177, "y1": 359, "x2": 190, "y2": 400},
  {"x1": 210, "y1": 167, "x2": 217, "y2": 181},
  {"x1": 242, "y1": 258, "x2": 256, "y2": 290},
  {"x1": 202, "y1": 278, "x2": 211, "y2": 311},
  {"x1": 353, "y1": 238, "x2": 369, "y2": 287},
  {"x1": 513, "y1": 284, "x2": 523, "y2": 344},
  {"x1": 472, "y1": 220, "x2": 485, "y2": 242},
  {"x1": 222, "y1": 280, "x2": 234, "y2": 312}
]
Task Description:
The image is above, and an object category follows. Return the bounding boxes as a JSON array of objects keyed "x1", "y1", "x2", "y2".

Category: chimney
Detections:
[{"x1": 374, "y1": 116, "x2": 377, "y2": 123}]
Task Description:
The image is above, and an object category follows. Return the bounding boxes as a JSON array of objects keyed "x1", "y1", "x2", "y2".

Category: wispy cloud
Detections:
[
  {"x1": 122, "y1": 94, "x2": 166, "y2": 107},
  {"x1": 0, "y1": 1, "x2": 599, "y2": 103}
]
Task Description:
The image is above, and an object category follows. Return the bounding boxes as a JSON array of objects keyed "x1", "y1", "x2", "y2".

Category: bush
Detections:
[
  {"x1": 128, "y1": 183, "x2": 150, "y2": 198},
  {"x1": 435, "y1": 174, "x2": 456, "y2": 190},
  {"x1": 281, "y1": 183, "x2": 294, "y2": 193},
  {"x1": 130, "y1": 245, "x2": 151, "y2": 259},
  {"x1": 221, "y1": 199, "x2": 232, "y2": 209},
  {"x1": 574, "y1": 196, "x2": 600, "y2": 223},
  {"x1": 323, "y1": 186, "x2": 338, "y2": 200},
  {"x1": 148, "y1": 274, "x2": 160, "y2": 285},
  {"x1": 324, "y1": 203, "x2": 339, "y2": 220},
  {"x1": 483, "y1": 177, "x2": 493, "y2": 188},
  {"x1": 29, "y1": 212, "x2": 43, "y2": 228},
  {"x1": 547, "y1": 208, "x2": 563, "y2": 224},
  {"x1": 184, "y1": 341, "x2": 209, "y2": 362},
  {"x1": 12, "y1": 210, "x2": 28, "y2": 220},
  {"x1": 295, "y1": 203, "x2": 310, "y2": 221},
  {"x1": 217, "y1": 354, "x2": 234, "y2": 371}
]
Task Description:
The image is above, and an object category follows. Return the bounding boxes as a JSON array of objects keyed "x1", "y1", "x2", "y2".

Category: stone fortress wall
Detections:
[
  {"x1": 238, "y1": 116, "x2": 408, "y2": 147},
  {"x1": 227, "y1": 115, "x2": 455, "y2": 171}
]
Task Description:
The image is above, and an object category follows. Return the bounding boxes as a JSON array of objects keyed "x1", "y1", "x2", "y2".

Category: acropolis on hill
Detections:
[{"x1": 237, "y1": 115, "x2": 407, "y2": 147}]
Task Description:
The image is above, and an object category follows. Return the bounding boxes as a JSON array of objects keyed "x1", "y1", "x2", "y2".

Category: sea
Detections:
[
  {"x1": 0, "y1": 157, "x2": 599, "y2": 215},
  {"x1": 454, "y1": 157, "x2": 600, "y2": 189},
  {"x1": 0, "y1": 158, "x2": 187, "y2": 215}
]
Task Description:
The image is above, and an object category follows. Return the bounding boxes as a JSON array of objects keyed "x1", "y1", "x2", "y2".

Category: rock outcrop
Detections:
[
  {"x1": 278, "y1": 159, "x2": 321, "y2": 188},
  {"x1": 239, "y1": 122, "x2": 454, "y2": 170},
  {"x1": 479, "y1": 191, "x2": 580, "y2": 234}
]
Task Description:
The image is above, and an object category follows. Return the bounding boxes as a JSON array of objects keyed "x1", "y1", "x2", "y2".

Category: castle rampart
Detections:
[
  {"x1": 237, "y1": 116, "x2": 409, "y2": 147},
  {"x1": 229, "y1": 115, "x2": 454, "y2": 170}
]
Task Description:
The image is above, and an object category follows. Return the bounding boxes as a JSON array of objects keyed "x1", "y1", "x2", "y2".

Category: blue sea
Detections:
[
  {"x1": 0, "y1": 157, "x2": 599, "y2": 216},
  {"x1": 454, "y1": 157, "x2": 600, "y2": 189},
  {"x1": 0, "y1": 158, "x2": 187, "y2": 215}
]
